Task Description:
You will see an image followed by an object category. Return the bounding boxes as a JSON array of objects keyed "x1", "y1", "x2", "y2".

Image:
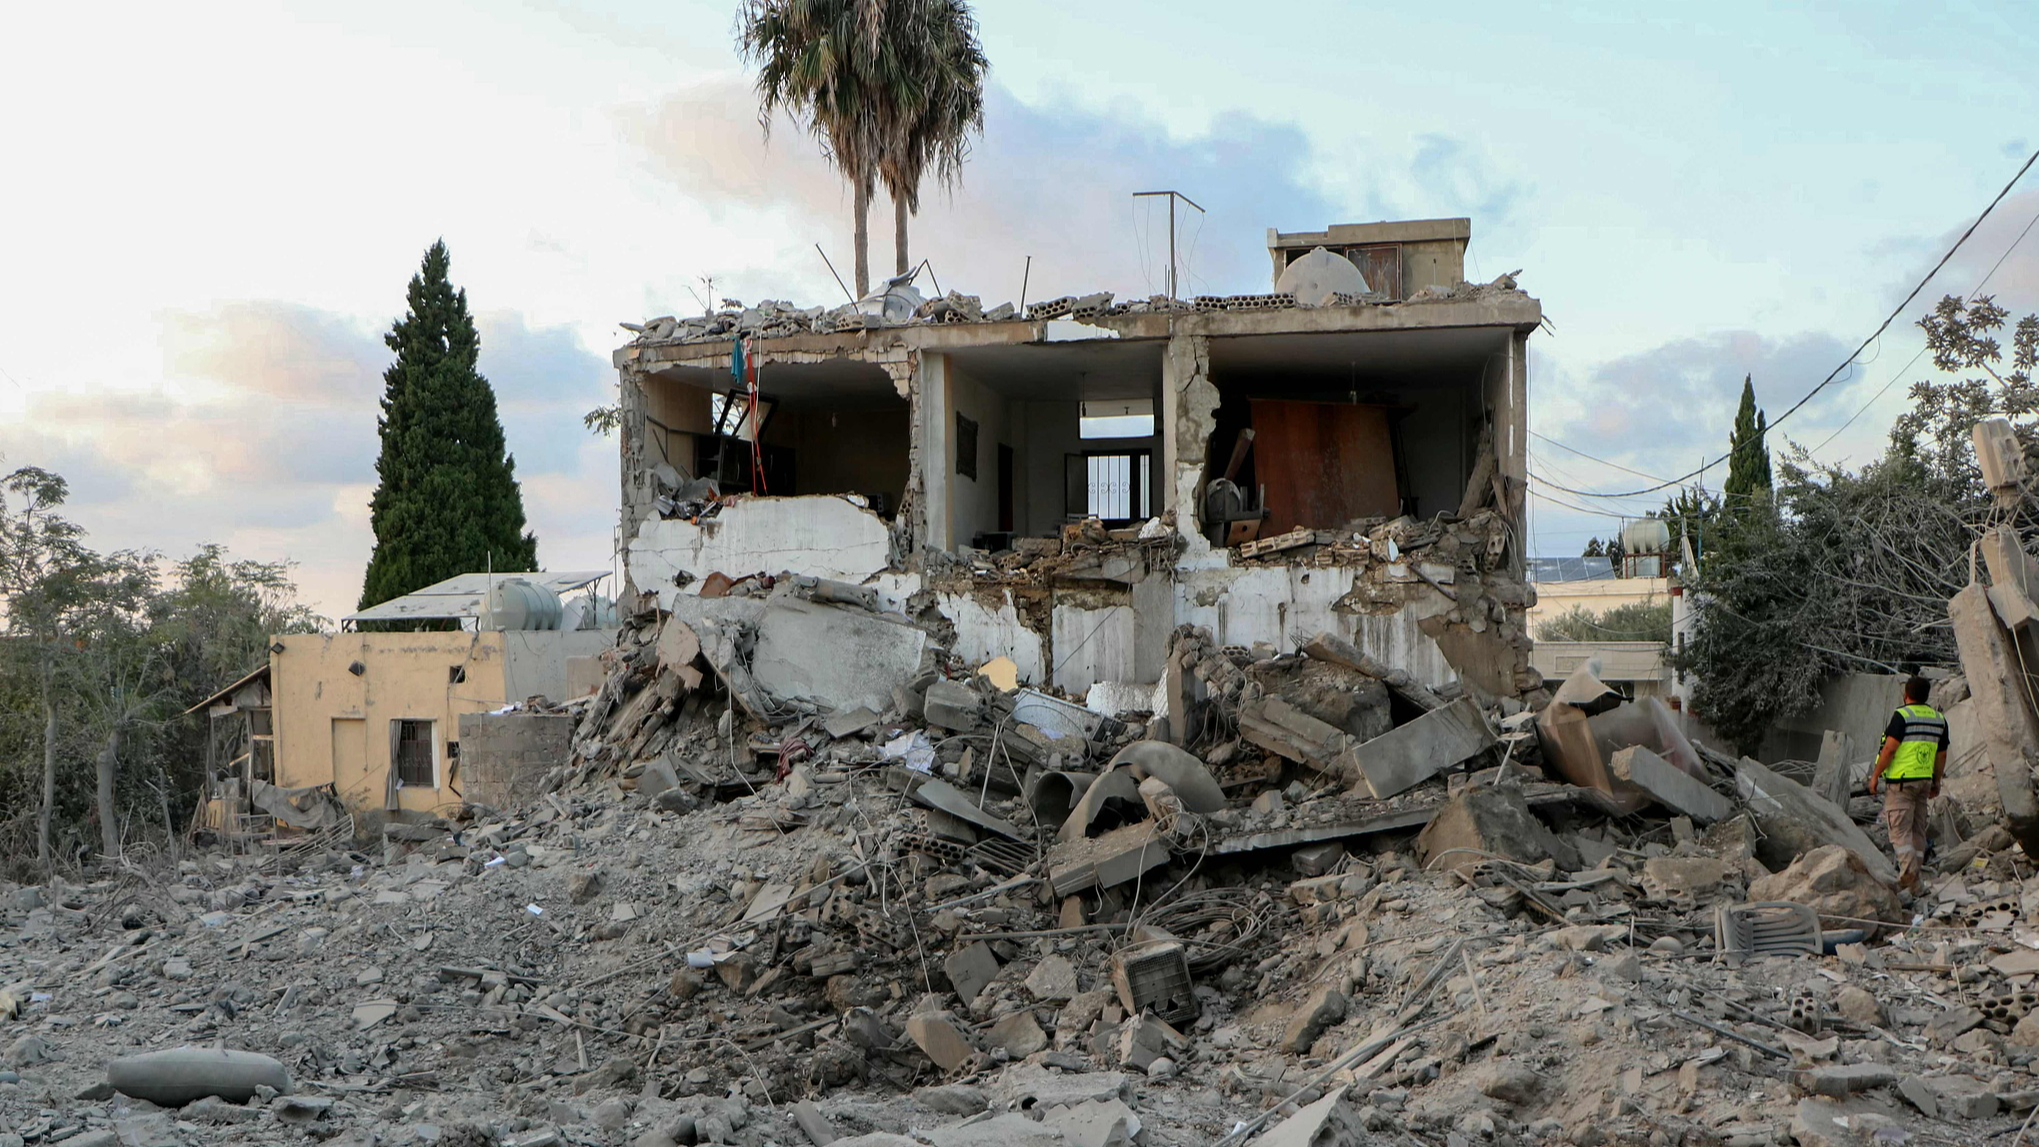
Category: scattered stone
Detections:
[
  {"x1": 1796, "y1": 1063, "x2": 1894, "y2": 1097},
  {"x1": 1282, "y1": 985, "x2": 1348, "y2": 1053},
  {"x1": 914, "y1": 1084, "x2": 988, "y2": 1115},
  {"x1": 986, "y1": 1011, "x2": 1048, "y2": 1058},
  {"x1": 1024, "y1": 954, "x2": 1079, "y2": 1003},
  {"x1": 1473, "y1": 1060, "x2": 1543, "y2": 1105},
  {"x1": 1834, "y1": 985, "x2": 1885, "y2": 1028},
  {"x1": 906, "y1": 1012, "x2": 975, "y2": 1072}
]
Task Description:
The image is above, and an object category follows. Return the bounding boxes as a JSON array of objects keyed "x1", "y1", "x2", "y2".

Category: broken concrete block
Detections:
[
  {"x1": 1109, "y1": 942, "x2": 1196, "y2": 1027},
  {"x1": 1976, "y1": 417, "x2": 2025, "y2": 505},
  {"x1": 108, "y1": 1048, "x2": 291, "y2": 1106},
  {"x1": 1252, "y1": 1085, "x2": 1366, "y2": 1147},
  {"x1": 1641, "y1": 856, "x2": 1727, "y2": 899},
  {"x1": 1281, "y1": 985, "x2": 1348, "y2": 1053},
  {"x1": 1949, "y1": 583, "x2": 2039, "y2": 856},
  {"x1": 1985, "y1": 525, "x2": 2039, "y2": 631},
  {"x1": 989, "y1": 1063, "x2": 1131, "y2": 1110},
  {"x1": 791, "y1": 1100, "x2": 836, "y2": 1146},
  {"x1": 913, "y1": 1084, "x2": 988, "y2": 1115},
  {"x1": 1811, "y1": 730, "x2": 1853, "y2": 808},
  {"x1": 1415, "y1": 784, "x2": 1571, "y2": 874},
  {"x1": 922, "y1": 1112, "x2": 1063, "y2": 1147},
  {"x1": 1472, "y1": 1059, "x2": 1544, "y2": 1105},
  {"x1": 1115, "y1": 1013, "x2": 1188, "y2": 1072},
  {"x1": 1350, "y1": 698, "x2": 1496, "y2": 798},
  {"x1": 1024, "y1": 954, "x2": 1079, "y2": 1003},
  {"x1": 1735, "y1": 758, "x2": 1898, "y2": 884},
  {"x1": 911, "y1": 778, "x2": 1023, "y2": 840},
  {"x1": 750, "y1": 598, "x2": 930, "y2": 715},
  {"x1": 1292, "y1": 840, "x2": 1345, "y2": 877},
  {"x1": 1047, "y1": 822, "x2": 1171, "y2": 897},
  {"x1": 905, "y1": 1013, "x2": 975, "y2": 1072},
  {"x1": 1748, "y1": 845, "x2": 1901, "y2": 931},
  {"x1": 1043, "y1": 1097, "x2": 1141, "y2": 1147},
  {"x1": 985, "y1": 1010, "x2": 1048, "y2": 1058},
  {"x1": 1610, "y1": 745, "x2": 1732, "y2": 823},
  {"x1": 943, "y1": 943, "x2": 1000, "y2": 1006},
  {"x1": 923, "y1": 680, "x2": 985, "y2": 731},
  {"x1": 655, "y1": 618, "x2": 701, "y2": 674}
]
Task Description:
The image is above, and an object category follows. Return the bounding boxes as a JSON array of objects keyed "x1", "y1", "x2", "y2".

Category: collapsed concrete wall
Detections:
[{"x1": 626, "y1": 496, "x2": 895, "y2": 612}]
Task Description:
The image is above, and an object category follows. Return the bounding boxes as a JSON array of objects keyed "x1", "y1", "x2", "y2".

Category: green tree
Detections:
[
  {"x1": 1658, "y1": 486, "x2": 1721, "y2": 579},
  {"x1": 1536, "y1": 599, "x2": 1673, "y2": 644},
  {"x1": 738, "y1": 0, "x2": 989, "y2": 294},
  {"x1": 1723, "y1": 375, "x2": 1772, "y2": 508},
  {"x1": 1581, "y1": 537, "x2": 1605, "y2": 558},
  {"x1": 360, "y1": 242, "x2": 537, "y2": 616},
  {"x1": 0, "y1": 467, "x2": 155, "y2": 866}
]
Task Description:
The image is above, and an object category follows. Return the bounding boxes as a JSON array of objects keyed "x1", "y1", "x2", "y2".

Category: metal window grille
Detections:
[{"x1": 394, "y1": 720, "x2": 435, "y2": 786}]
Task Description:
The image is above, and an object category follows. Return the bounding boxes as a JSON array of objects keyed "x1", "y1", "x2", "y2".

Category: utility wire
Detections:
[
  {"x1": 1536, "y1": 144, "x2": 2039, "y2": 499},
  {"x1": 1808, "y1": 188, "x2": 2039, "y2": 456},
  {"x1": 1529, "y1": 430, "x2": 1672, "y2": 485}
]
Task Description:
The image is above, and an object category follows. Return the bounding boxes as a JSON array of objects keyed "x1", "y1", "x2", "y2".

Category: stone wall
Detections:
[{"x1": 457, "y1": 713, "x2": 573, "y2": 809}]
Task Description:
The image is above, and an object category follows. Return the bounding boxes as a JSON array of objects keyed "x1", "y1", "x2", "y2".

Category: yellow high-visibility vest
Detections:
[{"x1": 1887, "y1": 703, "x2": 1946, "y2": 780}]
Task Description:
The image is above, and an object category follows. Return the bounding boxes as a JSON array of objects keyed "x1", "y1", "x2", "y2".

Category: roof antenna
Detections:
[
  {"x1": 816, "y1": 244, "x2": 856, "y2": 304},
  {"x1": 1020, "y1": 255, "x2": 1033, "y2": 313}
]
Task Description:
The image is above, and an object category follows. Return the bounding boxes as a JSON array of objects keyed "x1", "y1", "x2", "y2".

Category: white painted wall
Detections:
[
  {"x1": 501, "y1": 629, "x2": 619, "y2": 705},
  {"x1": 940, "y1": 590, "x2": 1049, "y2": 685},
  {"x1": 626, "y1": 496, "x2": 892, "y2": 611},
  {"x1": 1176, "y1": 565, "x2": 1457, "y2": 688}
]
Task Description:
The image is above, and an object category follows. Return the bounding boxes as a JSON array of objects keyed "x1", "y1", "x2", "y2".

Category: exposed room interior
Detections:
[
  {"x1": 941, "y1": 339, "x2": 1167, "y2": 550},
  {"x1": 640, "y1": 359, "x2": 912, "y2": 518},
  {"x1": 1201, "y1": 325, "x2": 1515, "y2": 543}
]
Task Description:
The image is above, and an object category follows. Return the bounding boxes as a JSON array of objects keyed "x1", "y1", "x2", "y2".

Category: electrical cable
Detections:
[{"x1": 1536, "y1": 145, "x2": 2039, "y2": 499}]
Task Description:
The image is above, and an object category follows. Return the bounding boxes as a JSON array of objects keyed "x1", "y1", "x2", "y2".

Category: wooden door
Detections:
[{"x1": 1249, "y1": 399, "x2": 1400, "y2": 534}]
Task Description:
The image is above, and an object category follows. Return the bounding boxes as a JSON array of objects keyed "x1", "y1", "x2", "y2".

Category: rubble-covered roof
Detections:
[{"x1": 620, "y1": 270, "x2": 1530, "y2": 349}]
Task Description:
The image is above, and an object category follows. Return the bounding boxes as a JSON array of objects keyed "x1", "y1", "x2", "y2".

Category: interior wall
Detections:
[
  {"x1": 776, "y1": 407, "x2": 910, "y2": 512},
  {"x1": 1207, "y1": 372, "x2": 1478, "y2": 523},
  {"x1": 947, "y1": 363, "x2": 1012, "y2": 546},
  {"x1": 644, "y1": 377, "x2": 714, "y2": 479},
  {"x1": 1015, "y1": 399, "x2": 1162, "y2": 535}
]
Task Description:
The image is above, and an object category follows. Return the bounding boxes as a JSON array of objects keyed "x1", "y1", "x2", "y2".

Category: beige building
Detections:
[
  {"x1": 269, "y1": 626, "x2": 610, "y2": 814},
  {"x1": 193, "y1": 571, "x2": 616, "y2": 822}
]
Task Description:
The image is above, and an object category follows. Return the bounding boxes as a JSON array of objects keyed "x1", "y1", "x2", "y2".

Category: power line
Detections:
[
  {"x1": 1535, "y1": 144, "x2": 2039, "y2": 500},
  {"x1": 1806, "y1": 188, "x2": 2039, "y2": 457},
  {"x1": 1529, "y1": 430, "x2": 1671, "y2": 484}
]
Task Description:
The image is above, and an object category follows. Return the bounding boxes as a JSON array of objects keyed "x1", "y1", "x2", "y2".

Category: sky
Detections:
[{"x1": 2, "y1": 1, "x2": 2037, "y2": 619}]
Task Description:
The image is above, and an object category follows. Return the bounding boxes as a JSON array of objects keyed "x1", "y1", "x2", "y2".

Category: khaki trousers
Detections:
[{"x1": 1882, "y1": 782, "x2": 1930, "y2": 887}]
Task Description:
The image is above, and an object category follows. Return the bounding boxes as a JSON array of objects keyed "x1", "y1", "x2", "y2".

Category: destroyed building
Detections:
[{"x1": 612, "y1": 218, "x2": 1540, "y2": 705}]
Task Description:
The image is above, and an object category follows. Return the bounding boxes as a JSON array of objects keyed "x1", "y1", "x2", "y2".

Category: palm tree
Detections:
[
  {"x1": 875, "y1": 0, "x2": 986, "y2": 277},
  {"x1": 736, "y1": 0, "x2": 986, "y2": 295}
]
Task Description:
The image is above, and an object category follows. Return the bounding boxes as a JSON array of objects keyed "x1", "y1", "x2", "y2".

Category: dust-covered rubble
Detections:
[{"x1": 0, "y1": 579, "x2": 2026, "y2": 1147}]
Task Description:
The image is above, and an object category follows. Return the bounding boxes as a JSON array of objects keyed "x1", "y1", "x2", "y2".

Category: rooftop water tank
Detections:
[
  {"x1": 479, "y1": 578, "x2": 562, "y2": 631},
  {"x1": 1621, "y1": 518, "x2": 1671, "y2": 554}
]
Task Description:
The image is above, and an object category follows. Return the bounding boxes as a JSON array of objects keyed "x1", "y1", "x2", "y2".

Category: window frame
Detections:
[{"x1": 392, "y1": 718, "x2": 438, "y2": 789}]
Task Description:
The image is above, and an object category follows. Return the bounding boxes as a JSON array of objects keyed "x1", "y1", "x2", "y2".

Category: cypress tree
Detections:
[
  {"x1": 1723, "y1": 375, "x2": 1773, "y2": 506},
  {"x1": 359, "y1": 241, "x2": 538, "y2": 615}
]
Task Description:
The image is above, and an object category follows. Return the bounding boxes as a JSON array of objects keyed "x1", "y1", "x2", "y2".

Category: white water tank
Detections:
[
  {"x1": 1621, "y1": 518, "x2": 1671, "y2": 554},
  {"x1": 479, "y1": 578, "x2": 563, "y2": 631}
]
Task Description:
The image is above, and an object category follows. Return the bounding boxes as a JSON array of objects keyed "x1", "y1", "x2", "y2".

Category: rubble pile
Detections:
[{"x1": 1, "y1": 561, "x2": 2032, "y2": 1146}]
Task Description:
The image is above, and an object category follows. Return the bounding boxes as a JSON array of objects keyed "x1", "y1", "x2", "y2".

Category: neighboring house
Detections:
[
  {"x1": 199, "y1": 571, "x2": 616, "y2": 821},
  {"x1": 613, "y1": 218, "x2": 1545, "y2": 701},
  {"x1": 1526, "y1": 555, "x2": 1677, "y2": 701}
]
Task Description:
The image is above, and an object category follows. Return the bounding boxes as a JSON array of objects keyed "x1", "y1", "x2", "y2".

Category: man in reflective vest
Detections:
[{"x1": 1867, "y1": 676, "x2": 1948, "y2": 893}]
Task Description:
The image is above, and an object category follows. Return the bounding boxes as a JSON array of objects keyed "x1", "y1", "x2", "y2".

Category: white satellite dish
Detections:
[{"x1": 1277, "y1": 247, "x2": 1369, "y2": 307}]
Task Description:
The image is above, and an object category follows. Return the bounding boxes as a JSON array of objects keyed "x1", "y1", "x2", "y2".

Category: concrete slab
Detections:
[
  {"x1": 1735, "y1": 757, "x2": 1898, "y2": 884},
  {"x1": 751, "y1": 598, "x2": 930, "y2": 715},
  {"x1": 1609, "y1": 745, "x2": 1733, "y2": 823},
  {"x1": 1350, "y1": 698, "x2": 1496, "y2": 798},
  {"x1": 1253, "y1": 1085, "x2": 1366, "y2": 1147},
  {"x1": 943, "y1": 943, "x2": 1000, "y2": 1006},
  {"x1": 911, "y1": 779, "x2": 1024, "y2": 841},
  {"x1": 1950, "y1": 583, "x2": 2039, "y2": 854},
  {"x1": 1984, "y1": 525, "x2": 2039, "y2": 630}
]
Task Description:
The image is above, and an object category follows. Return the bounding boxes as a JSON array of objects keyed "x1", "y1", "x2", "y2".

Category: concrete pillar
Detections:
[
  {"x1": 1948, "y1": 583, "x2": 2039, "y2": 855},
  {"x1": 918, "y1": 351, "x2": 952, "y2": 552}
]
